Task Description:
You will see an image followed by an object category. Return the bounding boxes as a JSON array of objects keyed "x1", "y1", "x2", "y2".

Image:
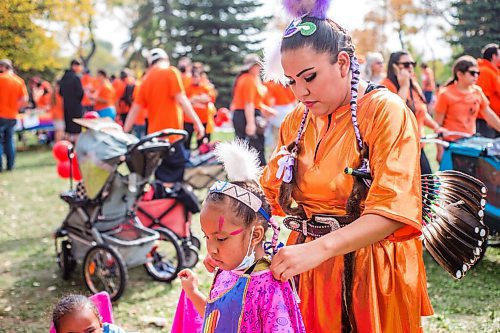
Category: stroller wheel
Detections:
[
  {"x1": 83, "y1": 244, "x2": 127, "y2": 302},
  {"x1": 182, "y1": 245, "x2": 199, "y2": 269},
  {"x1": 144, "y1": 228, "x2": 183, "y2": 283},
  {"x1": 58, "y1": 240, "x2": 76, "y2": 280},
  {"x1": 190, "y1": 236, "x2": 201, "y2": 250}
]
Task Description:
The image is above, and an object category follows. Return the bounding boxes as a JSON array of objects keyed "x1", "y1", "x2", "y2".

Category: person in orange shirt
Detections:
[
  {"x1": 476, "y1": 43, "x2": 500, "y2": 138},
  {"x1": 113, "y1": 69, "x2": 135, "y2": 125},
  {"x1": 381, "y1": 51, "x2": 443, "y2": 175},
  {"x1": 124, "y1": 48, "x2": 204, "y2": 184},
  {"x1": 81, "y1": 69, "x2": 95, "y2": 112},
  {"x1": 184, "y1": 66, "x2": 216, "y2": 150},
  {"x1": 420, "y1": 62, "x2": 436, "y2": 104},
  {"x1": 91, "y1": 70, "x2": 116, "y2": 120},
  {"x1": 37, "y1": 81, "x2": 53, "y2": 111},
  {"x1": 50, "y1": 80, "x2": 65, "y2": 142},
  {"x1": 178, "y1": 56, "x2": 193, "y2": 89},
  {"x1": 204, "y1": 11, "x2": 433, "y2": 332},
  {"x1": 231, "y1": 54, "x2": 276, "y2": 166},
  {"x1": 263, "y1": 80, "x2": 296, "y2": 147},
  {"x1": 435, "y1": 55, "x2": 500, "y2": 150},
  {"x1": 0, "y1": 58, "x2": 28, "y2": 171}
]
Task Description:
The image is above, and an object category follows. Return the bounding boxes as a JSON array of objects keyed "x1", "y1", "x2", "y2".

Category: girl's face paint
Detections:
[
  {"x1": 229, "y1": 228, "x2": 244, "y2": 236},
  {"x1": 218, "y1": 216, "x2": 224, "y2": 232},
  {"x1": 200, "y1": 201, "x2": 254, "y2": 271}
]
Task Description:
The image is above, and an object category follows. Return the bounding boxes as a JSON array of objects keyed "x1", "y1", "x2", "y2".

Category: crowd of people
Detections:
[{"x1": 0, "y1": 41, "x2": 498, "y2": 174}]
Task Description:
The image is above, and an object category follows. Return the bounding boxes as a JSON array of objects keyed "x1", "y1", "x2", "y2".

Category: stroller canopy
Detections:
[{"x1": 75, "y1": 118, "x2": 138, "y2": 198}]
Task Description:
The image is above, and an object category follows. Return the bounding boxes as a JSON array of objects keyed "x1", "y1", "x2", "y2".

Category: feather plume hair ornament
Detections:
[
  {"x1": 214, "y1": 139, "x2": 262, "y2": 182},
  {"x1": 262, "y1": 33, "x2": 287, "y2": 85},
  {"x1": 283, "y1": 0, "x2": 333, "y2": 19}
]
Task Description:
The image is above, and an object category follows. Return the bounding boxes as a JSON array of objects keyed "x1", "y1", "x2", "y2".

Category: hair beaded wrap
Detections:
[{"x1": 348, "y1": 55, "x2": 372, "y2": 187}]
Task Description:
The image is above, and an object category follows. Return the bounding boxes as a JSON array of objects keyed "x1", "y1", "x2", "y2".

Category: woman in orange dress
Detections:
[
  {"x1": 255, "y1": 5, "x2": 433, "y2": 333},
  {"x1": 380, "y1": 51, "x2": 443, "y2": 175}
]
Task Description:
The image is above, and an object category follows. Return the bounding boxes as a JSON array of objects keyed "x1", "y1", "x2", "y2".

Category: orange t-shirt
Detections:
[
  {"x1": 50, "y1": 92, "x2": 64, "y2": 120},
  {"x1": 135, "y1": 64, "x2": 184, "y2": 134},
  {"x1": 435, "y1": 83, "x2": 488, "y2": 139},
  {"x1": 185, "y1": 83, "x2": 215, "y2": 124},
  {"x1": 113, "y1": 77, "x2": 135, "y2": 114},
  {"x1": 381, "y1": 78, "x2": 427, "y2": 137},
  {"x1": 476, "y1": 58, "x2": 500, "y2": 117},
  {"x1": 182, "y1": 73, "x2": 192, "y2": 90},
  {"x1": 94, "y1": 80, "x2": 115, "y2": 111},
  {"x1": 264, "y1": 81, "x2": 296, "y2": 106},
  {"x1": 260, "y1": 89, "x2": 432, "y2": 332},
  {"x1": 231, "y1": 73, "x2": 266, "y2": 110},
  {"x1": 131, "y1": 82, "x2": 147, "y2": 126},
  {"x1": 421, "y1": 67, "x2": 435, "y2": 92},
  {"x1": 81, "y1": 74, "x2": 95, "y2": 107},
  {"x1": 112, "y1": 79, "x2": 125, "y2": 104},
  {"x1": 36, "y1": 81, "x2": 52, "y2": 110},
  {"x1": 0, "y1": 73, "x2": 28, "y2": 119}
]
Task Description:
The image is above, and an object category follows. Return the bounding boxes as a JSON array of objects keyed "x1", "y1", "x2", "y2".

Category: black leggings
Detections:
[
  {"x1": 420, "y1": 149, "x2": 432, "y2": 175},
  {"x1": 184, "y1": 122, "x2": 211, "y2": 150},
  {"x1": 232, "y1": 109, "x2": 266, "y2": 166}
]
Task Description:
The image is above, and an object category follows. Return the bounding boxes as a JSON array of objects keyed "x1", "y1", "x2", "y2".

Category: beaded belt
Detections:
[{"x1": 283, "y1": 214, "x2": 356, "y2": 238}]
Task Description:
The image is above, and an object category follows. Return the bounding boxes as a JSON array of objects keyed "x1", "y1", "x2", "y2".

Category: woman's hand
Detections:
[
  {"x1": 270, "y1": 241, "x2": 329, "y2": 282},
  {"x1": 393, "y1": 64, "x2": 411, "y2": 88},
  {"x1": 245, "y1": 122, "x2": 257, "y2": 137},
  {"x1": 178, "y1": 269, "x2": 199, "y2": 296}
]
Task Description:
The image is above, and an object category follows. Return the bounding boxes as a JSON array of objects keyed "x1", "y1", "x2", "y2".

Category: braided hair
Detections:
[{"x1": 278, "y1": 16, "x2": 362, "y2": 217}]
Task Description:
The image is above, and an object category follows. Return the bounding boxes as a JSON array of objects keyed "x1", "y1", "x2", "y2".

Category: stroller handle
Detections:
[
  {"x1": 128, "y1": 129, "x2": 188, "y2": 154},
  {"x1": 420, "y1": 131, "x2": 472, "y2": 147}
]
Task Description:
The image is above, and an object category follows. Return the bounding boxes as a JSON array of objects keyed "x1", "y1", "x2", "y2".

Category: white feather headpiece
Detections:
[
  {"x1": 214, "y1": 139, "x2": 262, "y2": 182},
  {"x1": 262, "y1": 33, "x2": 287, "y2": 85}
]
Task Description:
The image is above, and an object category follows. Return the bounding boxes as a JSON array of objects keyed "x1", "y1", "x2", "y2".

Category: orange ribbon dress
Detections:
[{"x1": 260, "y1": 88, "x2": 434, "y2": 332}]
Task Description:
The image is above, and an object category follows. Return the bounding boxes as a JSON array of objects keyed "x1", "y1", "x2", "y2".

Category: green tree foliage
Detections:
[
  {"x1": 173, "y1": 0, "x2": 268, "y2": 107},
  {"x1": 125, "y1": 0, "x2": 268, "y2": 107},
  {"x1": 449, "y1": 0, "x2": 500, "y2": 57},
  {"x1": 0, "y1": 0, "x2": 62, "y2": 76}
]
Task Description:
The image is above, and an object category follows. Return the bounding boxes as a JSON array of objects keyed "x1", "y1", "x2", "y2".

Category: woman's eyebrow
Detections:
[{"x1": 297, "y1": 67, "x2": 315, "y2": 77}]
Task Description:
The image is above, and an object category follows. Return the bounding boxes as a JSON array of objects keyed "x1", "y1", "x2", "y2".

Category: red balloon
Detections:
[
  {"x1": 84, "y1": 111, "x2": 100, "y2": 119},
  {"x1": 71, "y1": 156, "x2": 82, "y2": 181},
  {"x1": 214, "y1": 117, "x2": 223, "y2": 127},
  {"x1": 52, "y1": 140, "x2": 72, "y2": 162},
  {"x1": 57, "y1": 161, "x2": 71, "y2": 179}
]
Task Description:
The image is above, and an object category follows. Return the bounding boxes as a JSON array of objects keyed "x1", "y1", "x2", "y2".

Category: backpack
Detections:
[{"x1": 120, "y1": 83, "x2": 135, "y2": 107}]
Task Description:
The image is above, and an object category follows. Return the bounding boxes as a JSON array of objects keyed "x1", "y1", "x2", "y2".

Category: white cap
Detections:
[{"x1": 147, "y1": 48, "x2": 168, "y2": 66}]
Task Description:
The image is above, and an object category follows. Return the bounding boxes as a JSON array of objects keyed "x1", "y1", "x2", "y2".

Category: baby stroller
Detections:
[
  {"x1": 184, "y1": 141, "x2": 227, "y2": 201},
  {"x1": 423, "y1": 133, "x2": 500, "y2": 245},
  {"x1": 54, "y1": 118, "x2": 187, "y2": 300},
  {"x1": 136, "y1": 181, "x2": 201, "y2": 282}
]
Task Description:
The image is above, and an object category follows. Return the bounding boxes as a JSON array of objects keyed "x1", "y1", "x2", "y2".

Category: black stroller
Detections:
[{"x1": 54, "y1": 118, "x2": 188, "y2": 300}]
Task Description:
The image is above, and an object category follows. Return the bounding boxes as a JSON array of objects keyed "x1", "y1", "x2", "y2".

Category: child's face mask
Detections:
[{"x1": 233, "y1": 226, "x2": 256, "y2": 271}]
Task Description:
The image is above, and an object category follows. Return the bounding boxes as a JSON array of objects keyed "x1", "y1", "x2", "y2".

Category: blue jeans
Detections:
[{"x1": 0, "y1": 118, "x2": 17, "y2": 171}]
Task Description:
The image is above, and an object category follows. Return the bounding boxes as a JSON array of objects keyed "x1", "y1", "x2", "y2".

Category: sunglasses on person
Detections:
[
  {"x1": 397, "y1": 61, "x2": 417, "y2": 68},
  {"x1": 465, "y1": 70, "x2": 480, "y2": 77}
]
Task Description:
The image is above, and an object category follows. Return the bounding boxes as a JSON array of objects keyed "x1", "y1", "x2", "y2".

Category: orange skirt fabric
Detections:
[{"x1": 289, "y1": 232, "x2": 433, "y2": 333}]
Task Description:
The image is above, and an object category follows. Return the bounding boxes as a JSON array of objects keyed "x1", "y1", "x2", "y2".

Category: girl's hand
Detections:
[
  {"x1": 178, "y1": 269, "x2": 199, "y2": 296},
  {"x1": 203, "y1": 254, "x2": 218, "y2": 273},
  {"x1": 270, "y1": 241, "x2": 328, "y2": 282}
]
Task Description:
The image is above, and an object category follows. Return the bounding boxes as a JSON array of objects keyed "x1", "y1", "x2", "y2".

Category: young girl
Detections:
[
  {"x1": 52, "y1": 294, "x2": 125, "y2": 333},
  {"x1": 435, "y1": 55, "x2": 500, "y2": 141},
  {"x1": 178, "y1": 140, "x2": 305, "y2": 333}
]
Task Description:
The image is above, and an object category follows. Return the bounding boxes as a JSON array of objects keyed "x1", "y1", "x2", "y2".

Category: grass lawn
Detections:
[{"x1": 0, "y1": 135, "x2": 498, "y2": 332}]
